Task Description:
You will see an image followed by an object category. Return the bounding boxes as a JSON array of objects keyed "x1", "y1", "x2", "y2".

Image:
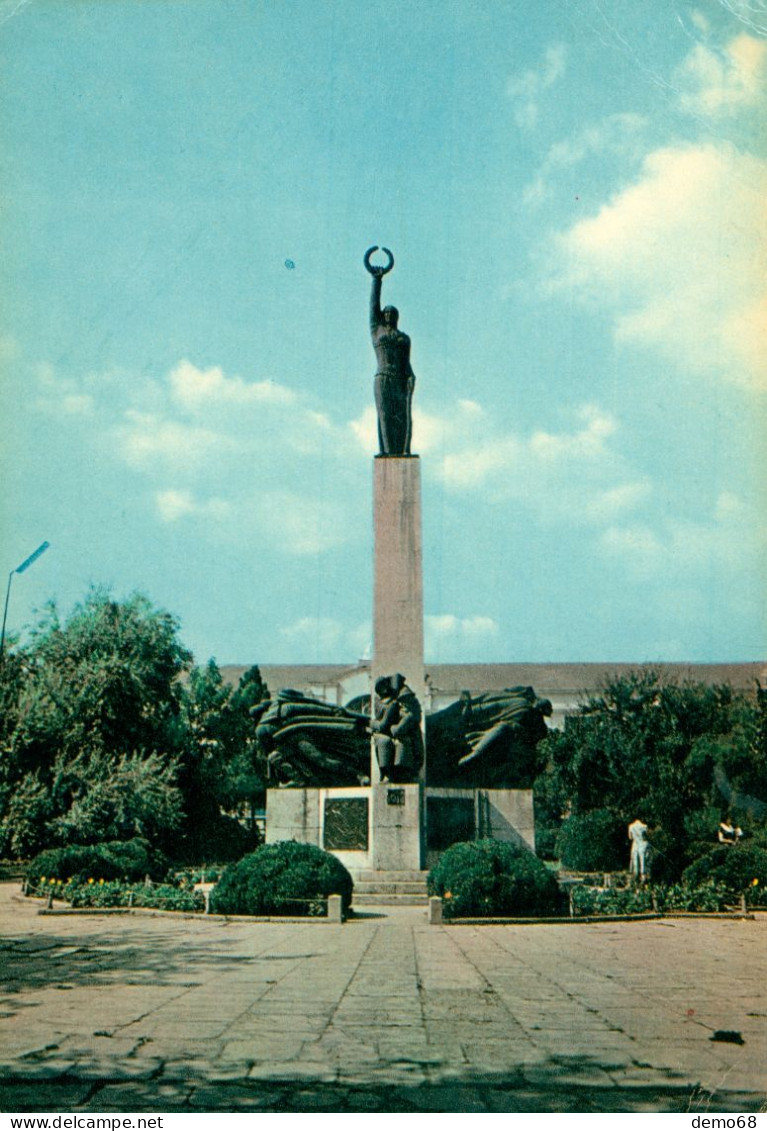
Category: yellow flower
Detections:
[
  {"x1": 88, "y1": 878, "x2": 94, "y2": 884},
  {"x1": 752, "y1": 878, "x2": 760, "y2": 886},
  {"x1": 49, "y1": 878, "x2": 56, "y2": 884},
  {"x1": 444, "y1": 891, "x2": 453, "y2": 899},
  {"x1": 40, "y1": 876, "x2": 46, "y2": 883},
  {"x1": 99, "y1": 879, "x2": 105, "y2": 885}
]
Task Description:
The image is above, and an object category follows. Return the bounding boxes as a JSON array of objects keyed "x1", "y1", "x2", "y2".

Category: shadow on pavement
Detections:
[{"x1": 1, "y1": 1075, "x2": 764, "y2": 1114}]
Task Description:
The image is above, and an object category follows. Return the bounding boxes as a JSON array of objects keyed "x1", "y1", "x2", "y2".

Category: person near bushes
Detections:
[{"x1": 628, "y1": 817, "x2": 651, "y2": 881}]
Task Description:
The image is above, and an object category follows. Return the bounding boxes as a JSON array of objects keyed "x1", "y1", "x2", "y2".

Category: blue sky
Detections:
[{"x1": 1, "y1": 0, "x2": 765, "y2": 666}]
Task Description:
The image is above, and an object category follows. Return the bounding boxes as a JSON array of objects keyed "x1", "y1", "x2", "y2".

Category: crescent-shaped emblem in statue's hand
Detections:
[{"x1": 364, "y1": 246, "x2": 394, "y2": 275}]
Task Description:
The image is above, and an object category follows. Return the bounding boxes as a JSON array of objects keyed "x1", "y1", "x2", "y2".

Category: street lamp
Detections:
[{"x1": 0, "y1": 541, "x2": 51, "y2": 664}]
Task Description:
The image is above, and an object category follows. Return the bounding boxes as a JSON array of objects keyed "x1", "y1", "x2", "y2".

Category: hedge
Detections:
[
  {"x1": 682, "y1": 843, "x2": 767, "y2": 895},
  {"x1": 427, "y1": 839, "x2": 561, "y2": 919},
  {"x1": 209, "y1": 841, "x2": 353, "y2": 917},
  {"x1": 556, "y1": 809, "x2": 627, "y2": 872},
  {"x1": 26, "y1": 838, "x2": 169, "y2": 885}
]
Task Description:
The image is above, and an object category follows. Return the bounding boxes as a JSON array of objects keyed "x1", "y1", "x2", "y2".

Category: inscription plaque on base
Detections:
[{"x1": 323, "y1": 798, "x2": 369, "y2": 851}]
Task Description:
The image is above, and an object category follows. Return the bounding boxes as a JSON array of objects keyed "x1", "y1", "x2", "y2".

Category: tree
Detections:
[
  {"x1": 176, "y1": 661, "x2": 268, "y2": 857},
  {"x1": 535, "y1": 670, "x2": 766, "y2": 876},
  {"x1": 0, "y1": 588, "x2": 190, "y2": 855}
]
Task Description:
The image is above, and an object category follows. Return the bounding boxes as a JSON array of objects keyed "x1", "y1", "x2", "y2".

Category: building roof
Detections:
[
  {"x1": 220, "y1": 661, "x2": 766, "y2": 696},
  {"x1": 423, "y1": 662, "x2": 766, "y2": 694}
]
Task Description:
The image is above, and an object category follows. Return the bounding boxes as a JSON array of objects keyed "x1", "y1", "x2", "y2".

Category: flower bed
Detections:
[
  {"x1": 27, "y1": 877, "x2": 204, "y2": 913},
  {"x1": 570, "y1": 880, "x2": 734, "y2": 917}
]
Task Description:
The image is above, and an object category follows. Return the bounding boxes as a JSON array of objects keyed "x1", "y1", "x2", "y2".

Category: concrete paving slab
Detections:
[{"x1": 1, "y1": 885, "x2": 765, "y2": 1112}]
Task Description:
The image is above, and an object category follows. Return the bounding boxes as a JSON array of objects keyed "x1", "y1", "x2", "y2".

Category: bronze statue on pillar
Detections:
[{"x1": 364, "y1": 246, "x2": 415, "y2": 457}]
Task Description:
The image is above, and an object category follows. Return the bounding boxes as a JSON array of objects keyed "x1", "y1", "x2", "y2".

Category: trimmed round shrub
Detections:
[
  {"x1": 556, "y1": 809, "x2": 627, "y2": 872},
  {"x1": 209, "y1": 841, "x2": 353, "y2": 917},
  {"x1": 427, "y1": 839, "x2": 561, "y2": 919},
  {"x1": 27, "y1": 838, "x2": 168, "y2": 885},
  {"x1": 682, "y1": 843, "x2": 767, "y2": 893}
]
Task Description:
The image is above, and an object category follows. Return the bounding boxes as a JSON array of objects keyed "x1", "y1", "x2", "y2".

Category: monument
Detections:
[{"x1": 264, "y1": 248, "x2": 540, "y2": 878}]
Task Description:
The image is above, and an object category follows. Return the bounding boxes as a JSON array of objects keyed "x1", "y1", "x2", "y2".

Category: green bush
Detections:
[
  {"x1": 64, "y1": 880, "x2": 204, "y2": 912},
  {"x1": 209, "y1": 841, "x2": 353, "y2": 917},
  {"x1": 556, "y1": 809, "x2": 627, "y2": 872},
  {"x1": 570, "y1": 880, "x2": 731, "y2": 916},
  {"x1": 657, "y1": 881, "x2": 731, "y2": 912},
  {"x1": 177, "y1": 814, "x2": 260, "y2": 865},
  {"x1": 26, "y1": 838, "x2": 168, "y2": 885},
  {"x1": 532, "y1": 825, "x2": 559, "y2": 861},
  {"x1": 173, "y1": 865, "x2": 226, "y2": 886},
  {"x1": 570, "y1": 885, "x2": 654, "y2": 916},
  {"x1": 427, "y1": 839, "x2": 561, "y2": 919},
  {"x1": 682, "y1": 843, "x2": 767, "y2": 893}
]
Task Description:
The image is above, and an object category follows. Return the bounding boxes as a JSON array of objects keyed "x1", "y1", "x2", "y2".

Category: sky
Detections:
[{"x1": 1, "y1": 0, "x2": 765, "y2": 667}]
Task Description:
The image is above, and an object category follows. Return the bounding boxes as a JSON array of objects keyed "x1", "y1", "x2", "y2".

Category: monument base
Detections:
[
  {"x1": 370, "y1": 783, "x2": 423, "y2": 871},
  {"x1": 265, "y1": 785, "x2": 534, "y2": 875}
]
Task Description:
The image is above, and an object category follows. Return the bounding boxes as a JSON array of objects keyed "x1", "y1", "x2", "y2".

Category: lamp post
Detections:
[{"x1": 0, "y1": 541, "x2": 51, "y2": 665}]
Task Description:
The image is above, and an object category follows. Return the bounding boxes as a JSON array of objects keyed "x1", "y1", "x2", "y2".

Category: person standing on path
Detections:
[{"x1": 628, "y1": 817, "x2": 650, "y2": 881}]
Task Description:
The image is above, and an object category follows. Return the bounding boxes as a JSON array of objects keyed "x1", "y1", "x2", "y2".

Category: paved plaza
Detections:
[{"x1": 0, "y1": 884, "x2": 765, "y2": 1113}]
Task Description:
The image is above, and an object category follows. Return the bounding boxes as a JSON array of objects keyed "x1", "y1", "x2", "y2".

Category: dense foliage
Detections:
[
  {"x1": 177, "y1": 660, "x2": 268, "y2": 859},
  {"x1": 209, "y1": 842, "x2": 354, "y2": 917},
  {"x1": 27, "y1": 837, "x2": 168, "y2": 884},
  {"x1": 0, "y1": 589, "x2": 268, "y2": 862},
  {"x1": 682, "y1": 843, "x2": 767, "y2": 892},
  {"x1": 65, "y1": 880, "x2": 205, "y2": 912},
  {"x1": 535, "y1": 671, "x2": 767, "y2": 879},
  {"x1": 556, "y1": 808, "x2": 626, "y2": 872},
  {"x1": 570, "y1": 881, "x2": 732, "y2": 916},
  {"x1": 427, "y1": 839, "x2": 561, "y2": 919},
  {"x1": 28, "y1": 877, "x2": 205, "y2": 912}
]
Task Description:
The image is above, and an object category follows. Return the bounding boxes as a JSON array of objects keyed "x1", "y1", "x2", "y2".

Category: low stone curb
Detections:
[
  {"x1": 443, "y1": 911, "x2": 756, "y2": 925},
  {"x1": 36, "y1": 906, "x2": 343, "y2": 924}
]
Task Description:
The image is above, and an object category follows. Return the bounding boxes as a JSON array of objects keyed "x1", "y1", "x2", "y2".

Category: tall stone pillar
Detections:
[
  {"x1": 371, "y1": 454, "x2": 425, "y2": 871},
  {"x1": 372, "y1": 455, "x2": 425, "y2": 709}
]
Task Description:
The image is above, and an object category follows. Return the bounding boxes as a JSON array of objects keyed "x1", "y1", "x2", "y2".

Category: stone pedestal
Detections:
[
  {"x1": 370, "y1": 783, "x2": 423, "y2": 871},
  {"x1": 372, "y1": 456, "x2": 425, "y2": 709},
  {"x1": 266, "y1": 788, "x2": 320, "y2": 847}
]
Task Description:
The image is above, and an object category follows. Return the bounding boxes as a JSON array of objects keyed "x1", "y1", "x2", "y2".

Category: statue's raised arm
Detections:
[{"x1": 364, "y1": 246, "x2": 415, "y2": 457}]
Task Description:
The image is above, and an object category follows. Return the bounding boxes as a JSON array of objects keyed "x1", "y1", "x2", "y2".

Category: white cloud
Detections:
[
  {"x1": 544, "y1": 143, "x2": 767, "y2": 388},
  {"x1": 438, "y1": 402, "x2": 619, "y2": 481},
  {"x1": 119, "y1": 410, "x2": 230, "y2": 471},
  {"x1": 461, "y1": 615, "x2": 501, "y2": 639},
  {"x1": 113, "y1": 360, "x2": 360, "y2": 487},
  {"x1": 425, "y1": 614, "x2": 501, "y2": 659},
  {"x1": 583, "y1": 482, "x2": 652, "y2": 523},
  {"x1": 154, "y1": 489, "x2": 232, "y2": 523},
  {"x1": 348, "y1": 399, "x2": 487, "y2": 458},
  {"x1": 253, "y1": 490, "x2": 352, "y2": 554},
  {"x1": 34, "y1": 363, "x2": 95, "y2": 416},
  {"x1": 280, "y1": 616, "x2": 371, "y2": 658},
  {"x1": 598, "y1": 491, "x2": 765, "y2": 582},
  {"x1": 524, "y1": 114, "x2": 647, "y2": 206},
  {"x1": 674, "y1": 34, "x2": 767, "y2": 117},
  {"x1": 169, "y1": 359, "x2": 296, "y2": 410},
  {"x1": 507, "y1": 44, "x2": 567, "y2": 128},
  {"x1": 280, "y1": 616, "x2": 344, "y2": 652}
]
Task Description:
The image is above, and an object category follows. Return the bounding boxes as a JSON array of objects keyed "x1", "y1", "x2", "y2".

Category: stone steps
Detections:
[
  {"x1": 352, "y1": 892, "x2": 430, "y2": 906},
  {"x1": 354, "y1": 869, "x2": 429, "y2": 883},
  {"x1": 354, "y1": 880, "x2": 426, "y2": 894},
  {"x1": 350, "y1": 869, "x2": 430, "y2": 907}
]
